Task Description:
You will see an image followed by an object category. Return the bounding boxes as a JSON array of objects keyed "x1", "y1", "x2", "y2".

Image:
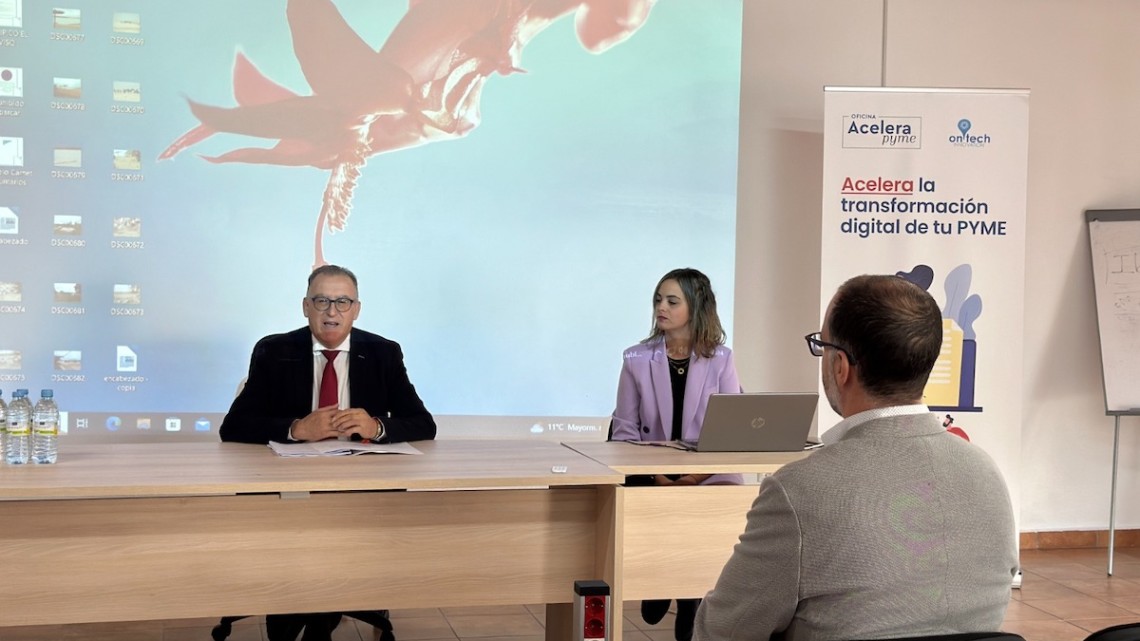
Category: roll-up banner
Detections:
[{"x1": 821, "y1": 87, "x2": 1029, "y2": 513}]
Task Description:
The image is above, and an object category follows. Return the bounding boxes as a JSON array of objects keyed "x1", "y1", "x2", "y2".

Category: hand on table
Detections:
[
  {"x1": 291, "y1": 406, "x2": 380, "y2": 442},
  {"x1": 332, "y1": 408, "x2": 381, "y2": 441},
  {"x1": 290, "y1": 405, "x2": 341, "y2": 442}
]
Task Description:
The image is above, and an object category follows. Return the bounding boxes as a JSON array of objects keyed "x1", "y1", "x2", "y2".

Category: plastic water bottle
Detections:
[
  {"x1": 33, "y1": 389, "x2": 59, "y2": 464},
  {"x1": 0, "y1": 389, "x2": 7, "y2": 463},
  {"x1": 5, "y1": 389, "x2": 30, "y2": 464}
]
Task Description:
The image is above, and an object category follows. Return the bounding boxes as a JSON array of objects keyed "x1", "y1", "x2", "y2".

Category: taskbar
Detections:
[
  {"x1": 62, "y1": 412, "x2": 228, "y2": 442},
  {"x1": 55, "y1": 413, "x2": 613, "y2": 442}
]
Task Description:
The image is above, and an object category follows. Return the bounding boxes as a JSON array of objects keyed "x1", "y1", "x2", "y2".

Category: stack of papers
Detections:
[{"x1": 268, "y1": 440, "x2": 422, "y2": 457}]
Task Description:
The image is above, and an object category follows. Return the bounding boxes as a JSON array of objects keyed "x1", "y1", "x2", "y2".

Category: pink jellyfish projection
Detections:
[{"x1": 158, "y1": 0, "x2": 658, "y2": 267}]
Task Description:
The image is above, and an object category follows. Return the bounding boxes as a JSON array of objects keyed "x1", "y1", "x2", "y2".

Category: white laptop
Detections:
[{"x1": 681, "y1": 392, "x2": 819, "y2": 452}]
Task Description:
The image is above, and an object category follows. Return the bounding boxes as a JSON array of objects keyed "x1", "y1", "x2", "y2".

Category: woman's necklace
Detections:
[
  {"x1": 666, "y1": 336, "x2": 691, "y2": 374},
  {"x1": 668, "y1": 355, "x2": 690, "y2": 375}
]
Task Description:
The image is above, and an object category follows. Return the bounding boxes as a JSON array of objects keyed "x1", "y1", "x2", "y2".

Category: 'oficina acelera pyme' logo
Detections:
[
  {"x1": 949, "y1": 119, "x2": 991, "y2": 147},
  {"x1": 841, "y1": 114, "x2": 922, "y2": 149}
]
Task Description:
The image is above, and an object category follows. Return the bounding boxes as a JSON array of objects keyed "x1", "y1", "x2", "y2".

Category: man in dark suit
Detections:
[
  {"x1": 220, "y1": 264, "x2": 435, "y2": 445},
  {"x1": 220, "y1": 264, "x2": 435, "y2": 640}
]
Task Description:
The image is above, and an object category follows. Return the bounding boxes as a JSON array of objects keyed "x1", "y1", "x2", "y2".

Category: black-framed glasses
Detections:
[
  {"x1": 309, "y1": 296, "x2": 356, "y2": 313},
  {"x1": 804, "y1": 332, "x2": 857, "y2": 365}
]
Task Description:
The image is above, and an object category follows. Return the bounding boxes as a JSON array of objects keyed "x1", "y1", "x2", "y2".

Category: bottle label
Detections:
[
  {"x1": 8, "y1": 421, "x2": 29, "y2": 436},
  {"x1": 34, "y1": 422, "x2": 58, "y2": 436}
]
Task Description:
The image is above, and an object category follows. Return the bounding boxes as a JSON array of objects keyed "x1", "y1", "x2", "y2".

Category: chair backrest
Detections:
[
  {"x1": 850, "y1": 633, "x2": 1025, "y2": 641},
  {"x1": 1083, "y1": 622, "x2": 1140, "y2": 641}
]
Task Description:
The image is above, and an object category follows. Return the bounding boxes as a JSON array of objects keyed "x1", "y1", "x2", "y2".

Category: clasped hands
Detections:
[{"x1": 291, "y1": 405, "x2": 380, "y2": 442}]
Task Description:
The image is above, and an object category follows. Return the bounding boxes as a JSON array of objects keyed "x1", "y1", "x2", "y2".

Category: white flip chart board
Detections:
[{"x1": 1086, "y1": 209, "x2": 1140, "y2": 414}]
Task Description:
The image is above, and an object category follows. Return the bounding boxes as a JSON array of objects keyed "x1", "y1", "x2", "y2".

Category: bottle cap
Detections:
[{"x1": 41, "y1": 389, "x2": 53, "y2": 398}]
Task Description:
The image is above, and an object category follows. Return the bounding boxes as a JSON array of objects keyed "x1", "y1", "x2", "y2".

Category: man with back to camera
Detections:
[
  {"x1": 220, "y1": 264, "x2": 436, "y2": 641},
  {"x1": 693, "y1": 274, "x2": 1018, "y2": 641}
]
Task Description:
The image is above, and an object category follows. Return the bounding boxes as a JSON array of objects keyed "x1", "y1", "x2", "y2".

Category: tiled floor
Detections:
[
  {"x1": 1005, "y1": 547, "x2": 1140, "y2": 640},
  {"x1": 3, "y1": 548, "x2": 1140, "y2": 641}
]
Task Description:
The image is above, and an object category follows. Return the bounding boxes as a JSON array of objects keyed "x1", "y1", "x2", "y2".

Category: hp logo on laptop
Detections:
[{"x1": 751, "y1": 416, "x2": 766, "y2": 430}]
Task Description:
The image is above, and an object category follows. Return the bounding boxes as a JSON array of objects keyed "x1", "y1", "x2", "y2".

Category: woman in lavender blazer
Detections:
[
  {"x1": 609, "y1": 268, "x2": 742, "y2": 641},
  {"x1": 611, "y1": 339, "x2": 741, "y2": 448}
]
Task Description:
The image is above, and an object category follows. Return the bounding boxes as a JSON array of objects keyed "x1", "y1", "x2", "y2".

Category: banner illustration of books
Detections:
[{"x1": 898, "y1": 263, "x2": 982, "y2": 412}]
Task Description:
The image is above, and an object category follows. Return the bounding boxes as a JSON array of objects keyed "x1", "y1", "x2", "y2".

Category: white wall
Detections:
[
  {"x1": 735, "y1": 0, "x2": 1140, "y2": 531},
  {"x1": 734, "y1": 0, "x2": 882, "y2": 399}
]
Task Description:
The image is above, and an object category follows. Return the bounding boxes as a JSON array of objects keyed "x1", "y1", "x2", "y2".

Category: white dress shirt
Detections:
[
  {"x1": 310, "y1": 334, "x2": 351, "y2": 410},
  {"x1": 819, "y1": 403, "x2": 930, "y2": 445},
  {"x1": 287, "y1": 335, "x2": 352, "y2": 442}
]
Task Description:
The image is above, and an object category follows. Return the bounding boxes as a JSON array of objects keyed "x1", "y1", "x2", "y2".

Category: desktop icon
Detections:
[
  {"x1": 112, "y1": 12, "x2": 140, "y2": 34},
  {"x1": 112, "y1": 148, "x2": 142, "y2": 171},
  {"x1": 53, "y1": 215, "x2": 83, "y2": 236},
  {"x1": 136, "y1": 417, "x2": 151, "y2": 430},
  {"x1": 113, "y1": 284, "x2": 141, "y2": 305},
  {"x1": 0, "y1": 207, "x2": 18, "y2": 234},
  {"x1": 54, "y1": 147, "x2": 82, "y2": 168},
  {"x1": 0, "y1": 349, "x2": 22, "y2": 370},
  {"x1": 52, "y1": 8, "x2": 80, "y2": 30},
  {"x1": 116, "y1": 345, "x2": 138, "y2": 372},
  {"x1": 0, "y1": 281, "x2": 20, "y2": 302},
  {"x1": 0, "y1": 67, "x2": 23, "y2": 98},
  {"x1": 0, "y1": 0, "x2": 22, "y2": 28},
  {"x1": 52, "y1": 282, "x2": 82, "y2": 304},
  {"x1": 112, "y1": 217, "x2": 141, "y2": 237},
  {"x1": 52, "y1": 77, "x2": 81, "y2": 100},
  {"x1": 53, "y1": 350, "x2": 82, "y2": 371},
  {"x1": 194, "y1": 417, "x2": 211, "y2": 432},
  {"x1": 0, "y1": 137, "x2": 23, "y2": 167},
  {"x1": 76, "y1": 418, "x2": 89, "y2": 429},
  {"x1": 112, "y1": 80, "x2": 141, "y2": 103},
  {"x1": 165, "y1": 417, "x2": 181, "y2": 432},
  {"x1": 106, "y1": 416, "x2": 122, "y2": 431}
]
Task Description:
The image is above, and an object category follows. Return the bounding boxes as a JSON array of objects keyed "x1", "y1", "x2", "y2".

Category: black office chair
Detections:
[
  {"x1": 1083, "y1": 622, "x2": 1140, "y2": 641},
  {"x1": 848, "y1": 629, "x2": 1026, "y2": 634},
  {"x1": 211, "y1": 610, "x2": 394, "y2": 641}
]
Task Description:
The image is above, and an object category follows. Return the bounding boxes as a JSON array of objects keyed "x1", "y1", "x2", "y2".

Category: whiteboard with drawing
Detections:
[{"x1": 1086, "y1": 209, "x2": 1140, "y2": 414}]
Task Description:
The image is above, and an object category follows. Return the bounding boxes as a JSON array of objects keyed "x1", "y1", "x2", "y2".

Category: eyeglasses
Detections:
[
  {"x1": 308, "y1": 296, "x2": 356, "y2": 313},
  {"x1": 804, "y1": 332, "x2": 857, "y2": 365}
]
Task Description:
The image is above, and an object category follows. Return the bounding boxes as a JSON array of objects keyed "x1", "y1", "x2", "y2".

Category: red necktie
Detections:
[{"x1": 319, "y1": 350, "x2": 339, "y2": 408}]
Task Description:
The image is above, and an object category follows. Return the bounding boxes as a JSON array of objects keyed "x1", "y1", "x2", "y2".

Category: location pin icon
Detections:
[{"x1": 957, "y1": 119, "x2": 971, "y2": 136}]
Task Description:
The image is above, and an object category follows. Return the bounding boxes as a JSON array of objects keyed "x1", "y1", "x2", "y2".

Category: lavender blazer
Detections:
[{"x1": 611, "y1": 338, "x2": 742, "y2": 485}]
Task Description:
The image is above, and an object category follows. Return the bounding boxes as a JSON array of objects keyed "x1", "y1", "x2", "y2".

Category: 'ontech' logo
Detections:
[
  {"x1": 949, "y1": 119, "x2": 991, "y2": 147},
  {"x1": 842, "y1": 114, "x2": 921, "y2": 149}
]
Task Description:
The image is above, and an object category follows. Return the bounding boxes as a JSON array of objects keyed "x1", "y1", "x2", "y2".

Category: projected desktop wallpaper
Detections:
[{"x1": 0, "y1": 0, "x2": 742, "y2": 439}]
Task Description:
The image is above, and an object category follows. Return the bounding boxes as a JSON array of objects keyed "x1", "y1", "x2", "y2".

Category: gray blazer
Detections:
[{"x1": 693, "y1": 413, "x2": 1018, "y2": 641}]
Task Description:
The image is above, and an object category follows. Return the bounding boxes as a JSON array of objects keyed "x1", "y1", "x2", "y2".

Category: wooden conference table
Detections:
[
  {"x1": 564, "y1": 443, "x2": 808, "y2": 603},
  {"x1": 0, "y1": 440, "x2": 808, "y2": 641}
]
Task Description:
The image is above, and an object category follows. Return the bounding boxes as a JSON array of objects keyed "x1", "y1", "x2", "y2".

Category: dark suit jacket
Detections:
[{"x1": 219, "y1": 327, "x2": 436, "y2": 444}]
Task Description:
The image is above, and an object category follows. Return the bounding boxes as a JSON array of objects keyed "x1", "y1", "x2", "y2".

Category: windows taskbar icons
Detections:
[{"x1": 68, "y1": 413, "x2": 223, "y2": 436}]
